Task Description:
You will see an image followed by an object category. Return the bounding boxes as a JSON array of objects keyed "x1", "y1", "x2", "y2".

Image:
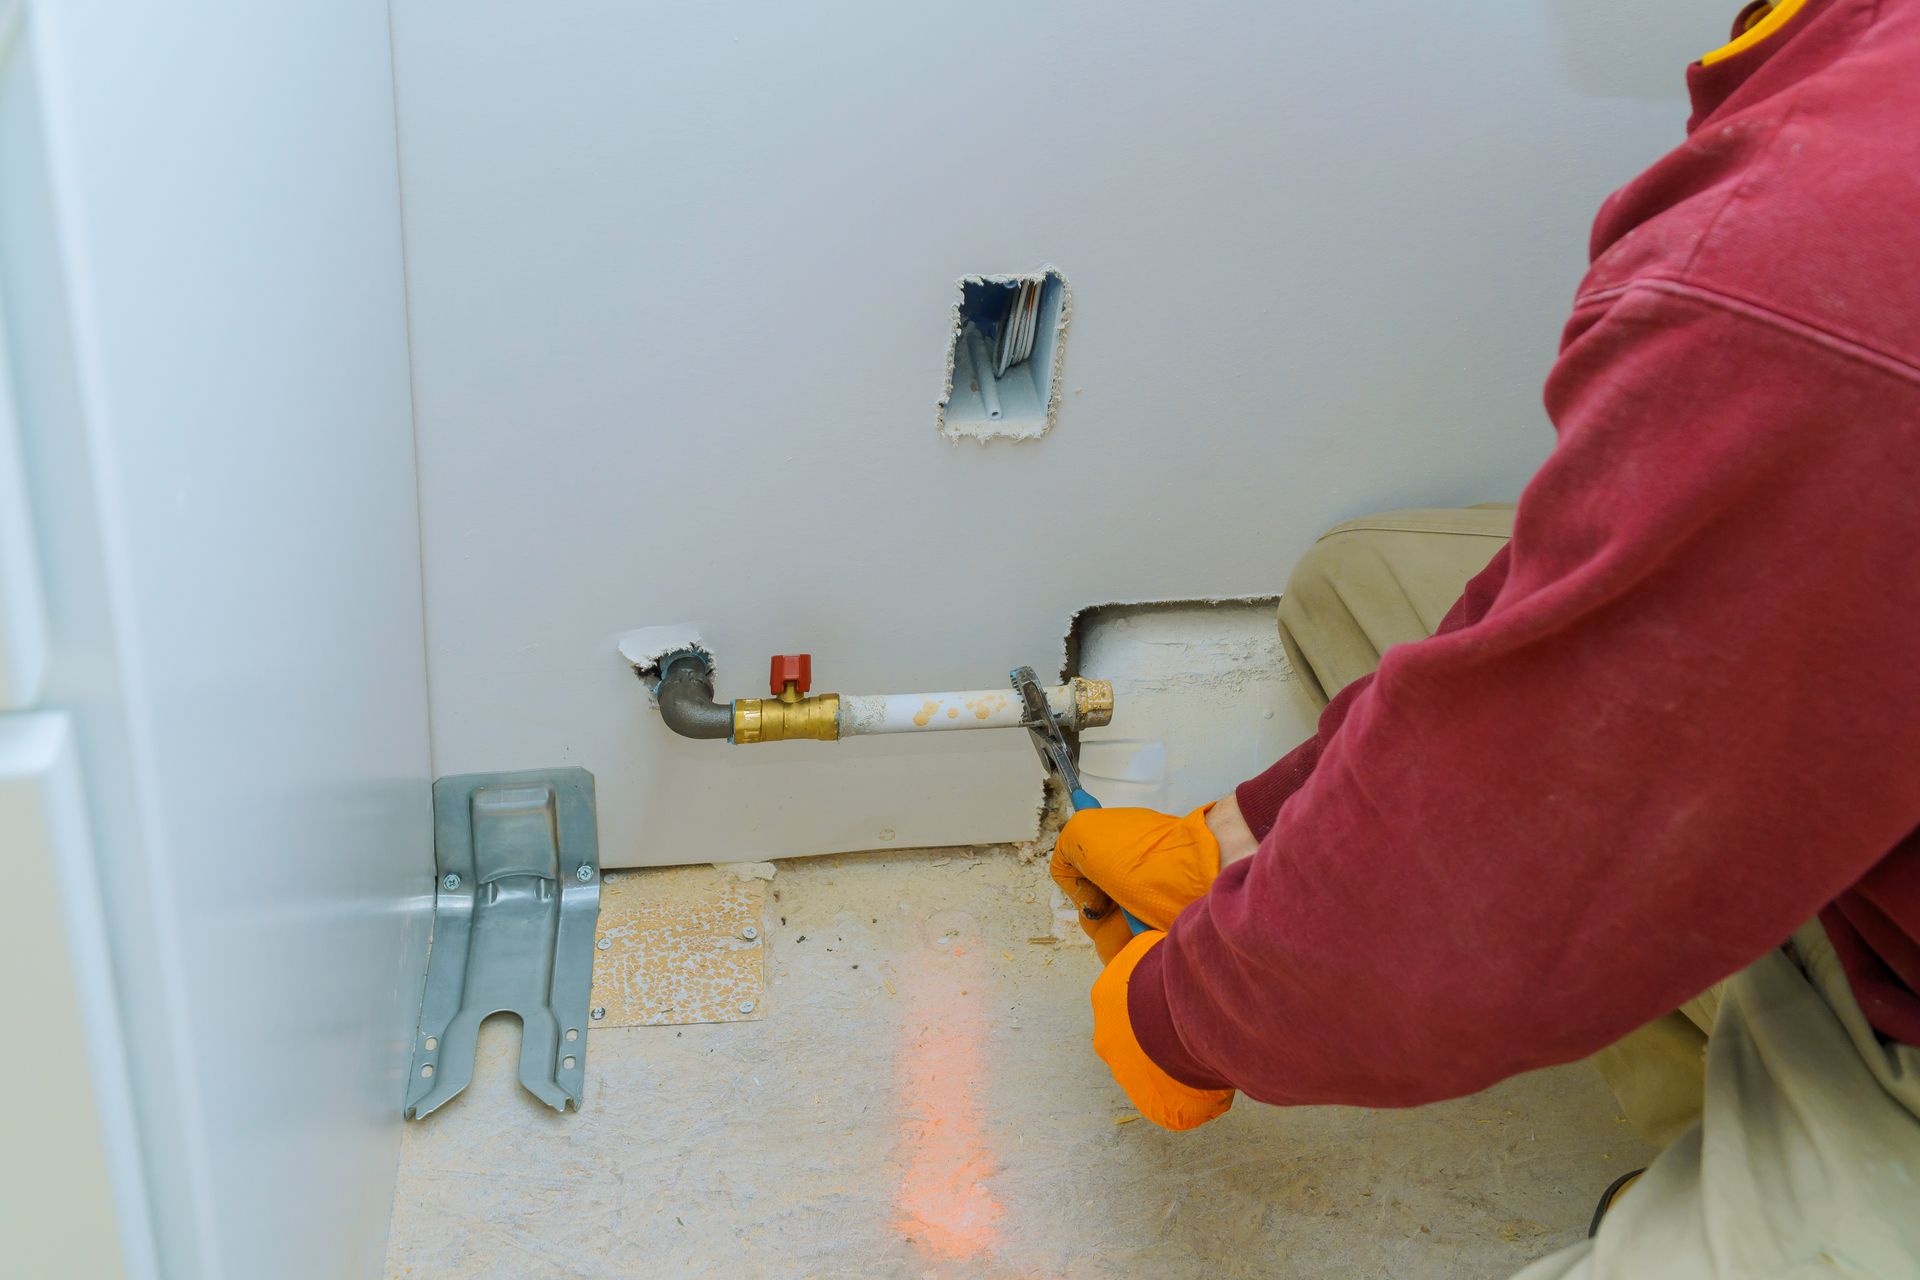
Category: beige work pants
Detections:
[{"x1": 1281, "y1": 506, "x2": 1920, "y2": 1277}]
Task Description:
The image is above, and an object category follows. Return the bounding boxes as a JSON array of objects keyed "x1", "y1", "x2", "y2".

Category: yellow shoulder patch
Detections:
[{"x1": 1701, "y1": 0, "x2": 1808, "y2": 67}]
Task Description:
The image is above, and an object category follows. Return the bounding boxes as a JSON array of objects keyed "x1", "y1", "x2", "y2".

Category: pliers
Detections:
[{"x1": 1012, "y1": 666, "x2": 1148, "y2": 937}]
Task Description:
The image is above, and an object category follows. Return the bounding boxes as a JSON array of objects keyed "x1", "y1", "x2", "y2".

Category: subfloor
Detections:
[{"x1": 386, "y1": 848, "x2": 1651, "y2": 1280}]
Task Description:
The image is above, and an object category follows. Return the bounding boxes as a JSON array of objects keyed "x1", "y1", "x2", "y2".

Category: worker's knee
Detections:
[
  {"x1": 1276, "y1": 535, "x2": 1414, "y2": 706},
  {"x1": 1277, "y1": 537, "x2": 1352, "y2": 638},
  {"x1": 1282, "y1": 529, "x2": 1390, "y2": 618},
  {"x1": 1277, "y1": 506, "x2": 1516, "y2": 707}
]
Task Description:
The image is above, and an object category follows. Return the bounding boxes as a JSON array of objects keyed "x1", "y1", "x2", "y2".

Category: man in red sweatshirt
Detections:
[{"x1": 1051, "y1": 1, "x2": 1920, "y2": 1273}]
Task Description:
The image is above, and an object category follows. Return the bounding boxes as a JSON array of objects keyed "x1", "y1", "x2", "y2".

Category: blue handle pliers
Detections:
[{"x1": 1011, "y1": 666, "x2": 1148, "y2": 936}]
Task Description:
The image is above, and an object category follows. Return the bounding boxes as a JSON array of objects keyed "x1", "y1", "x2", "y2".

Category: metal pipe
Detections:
[{"x1": 653, "y1": 650, "x2": 733, "y2": 740}]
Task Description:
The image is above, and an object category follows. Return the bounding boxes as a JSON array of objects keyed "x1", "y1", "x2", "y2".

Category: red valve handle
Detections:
[{"x1": 769, "y1": 654, "x2": 812, "y2": 696}]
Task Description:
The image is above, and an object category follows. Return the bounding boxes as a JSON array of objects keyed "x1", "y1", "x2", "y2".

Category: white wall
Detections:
[
  {"x1": 11, "y1": 3, "x2": 432, "y2": 1276},
  {"x1": 390, "y1": 1, "x2": 1709, "y2": 866}
]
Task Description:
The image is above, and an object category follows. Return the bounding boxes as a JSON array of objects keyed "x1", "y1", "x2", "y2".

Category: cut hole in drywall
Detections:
[
  {"x1": 1064, "y1": 598, "x2": 1320, "y2": 815},
  {"x1": 616, "y1": 625, "x2": 713, "y2": 703},
  {"x1": 938, "y1": 269, "x2": 1068, "y2": 442}
]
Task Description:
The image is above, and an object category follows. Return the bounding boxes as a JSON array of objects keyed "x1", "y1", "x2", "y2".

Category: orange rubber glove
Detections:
[
  {"x1": 1093, "y1": 930, "x2": 1235, "y2": 1130},
  {"x1": 1050, "y1": 805, "x2": 1221, "y2": 962}
]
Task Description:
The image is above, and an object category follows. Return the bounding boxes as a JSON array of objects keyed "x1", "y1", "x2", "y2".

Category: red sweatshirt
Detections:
[{"x1": 1130, "y1": 0, "x2": 1920, "y2": 1106}]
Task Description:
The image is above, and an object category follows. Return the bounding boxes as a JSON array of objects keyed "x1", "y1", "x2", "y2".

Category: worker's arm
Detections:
[
  {"x1": 1230, "y1": 547, "x2": 1513, "y2": 847},
  {"x1": 1128, "y1": 288, "x2": 1920, "y2": 1107}
]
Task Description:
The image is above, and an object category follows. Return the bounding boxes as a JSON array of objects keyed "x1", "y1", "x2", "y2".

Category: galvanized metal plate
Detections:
[
  {"x1": 406, "y1": 767, "x2": 600, "y2": 1119},
  {"x1": 588, "y1": 865, "x2": 767, "y2": 1027}
]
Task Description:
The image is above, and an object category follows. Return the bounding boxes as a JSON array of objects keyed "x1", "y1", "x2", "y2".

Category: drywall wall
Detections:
[
  {"x1": 390, "y1": 1, "x2": 1710, "y2": 865},
  {"x1": 12, "y1": 4, "x2": 431, "y2": 1277}
]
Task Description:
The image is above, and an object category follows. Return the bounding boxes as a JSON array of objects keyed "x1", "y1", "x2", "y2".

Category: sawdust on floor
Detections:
[
  {"x1": 385, "y1": 846, "x2": 1651, "y2": 1280},
  {"x1": 589, "y1": 866, "x2": 768, "y2": 1028}
]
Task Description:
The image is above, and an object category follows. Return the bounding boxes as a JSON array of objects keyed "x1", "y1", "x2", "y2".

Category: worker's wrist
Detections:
[
  {"x1": 1233, "y1": 767, "x2": 1293, "y2": 842},
  {"x1": 1205, "y1": 793, "x2": 1259, "y2": 868},
  {"x1": 1124, "y1": 931, "x2": 1236, "y2": 1092}
]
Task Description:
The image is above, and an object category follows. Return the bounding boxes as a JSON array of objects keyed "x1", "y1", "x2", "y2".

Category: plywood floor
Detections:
[{"x1": 385, "y1": 848, "x2": 1650, "y2": 1279}]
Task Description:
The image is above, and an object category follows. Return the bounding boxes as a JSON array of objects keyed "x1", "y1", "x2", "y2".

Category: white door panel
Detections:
[
  {"x1": 0, "y1": 711, "x2": 144, "y2": 1279},
  {"x1": 0, "y1": 288, "x2": 49, "y2": 710}
]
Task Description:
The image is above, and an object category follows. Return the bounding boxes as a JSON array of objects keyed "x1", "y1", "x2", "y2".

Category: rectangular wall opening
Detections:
[{"x1": 938, "y1": 268, "x2": 1067, "y2": 441}]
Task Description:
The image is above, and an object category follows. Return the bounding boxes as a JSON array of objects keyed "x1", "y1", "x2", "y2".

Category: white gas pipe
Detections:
[{"x1": 839, "y1": 683, "x2": 1100, "y2": 737}]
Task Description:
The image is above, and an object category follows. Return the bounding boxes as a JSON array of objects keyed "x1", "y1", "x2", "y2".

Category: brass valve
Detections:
[
  {"x1": 734, "y1": 692, "x2": 842, "y2": 743},
  {"x1": 734, "y1": 653, "x2": 841, "y2": 742}
]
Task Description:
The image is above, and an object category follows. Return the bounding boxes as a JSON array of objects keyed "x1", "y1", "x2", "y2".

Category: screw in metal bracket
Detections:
[
  {"x1": 590, "y1": 1007, "x2": 607, "y2": 1020},
  {"x1": 441, "y1": 873, "x2": 462, "y2": 892},
  {"x1": 576, "y1": 865, "x2": 594, "y2": 883},
  {"x1": 741, "y1": 925, "x2": 759, "y2": 941}
]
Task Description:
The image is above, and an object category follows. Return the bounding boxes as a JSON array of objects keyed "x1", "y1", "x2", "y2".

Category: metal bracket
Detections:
[{"x1": 406, "y1": 767, "x2": 601, "y2": 1119}]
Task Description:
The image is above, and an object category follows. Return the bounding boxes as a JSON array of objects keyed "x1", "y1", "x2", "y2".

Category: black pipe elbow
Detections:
[{"x1": 653, "y1": 650, "x2": 733, "y2": 740}]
